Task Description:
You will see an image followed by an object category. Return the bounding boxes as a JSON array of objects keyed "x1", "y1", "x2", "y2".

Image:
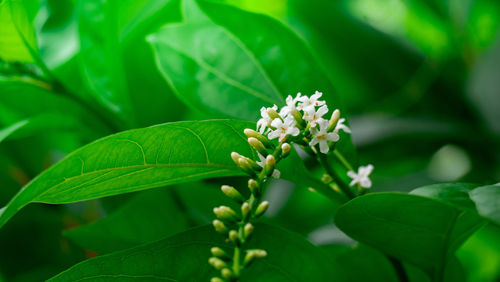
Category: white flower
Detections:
[
  {"x1": 298, "y1": 91, "x2": 325, "y2": 112},
  {"x1": 347, "y1": 164, "x2": 374, "y2": 188},
  {"x1": 256, "y1": 105, "x2": 278, "y2": 134},
  {"x1": 304, "y1": 105, "x2": 329, "y2": 128},
  {"x1": 334, "y1": 118, "x2": 351, "y2": 134},
  {"x1": 268, "y1": 116, "x2": 300, "y2": 142},
  {"x1": 256, "y1": 153, "x2": 280, "y2": 178},
  {"x1": 280, "y1": 93, "x2": 302, "y2": 116},
  {"x1": 309, "y1": 119, "x2": 339, "y2": 153}
]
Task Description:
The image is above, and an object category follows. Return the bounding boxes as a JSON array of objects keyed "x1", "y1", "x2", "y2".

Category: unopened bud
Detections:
[
  {"x1": 211, "y1": 247, "x2": 226, "y2": 257},
  {"x1": 213, "y1": 206, "x2": 238, "y2": 221},
  {"x1": 211, "y1": 277, "x2": 224, "y2": 282},
  {"x1": 255, "y1": 201, "x2": 269, "y2": 218},
  {"x1": 248, "y1": 179, "x2": 260, "y2": 195},
  {"x1": 244, "y1": 249, "x2": 268, "y2": 265},
  {"x1": 213, "y1": 220, "x2": 228, "y2": 233},
  {"x1": 244, "y1": 128, "x2": 273, "y2": 148},
  {"x1": 229, "y1": 230, "x2": 239, "y2": 243},
  {"x1": 241, "y1": 202, "x2": 251, "y2": 219},
  {"x1": 248, "y1": 137, "x2": 268, "y2": 156},
  {"x1": 221, "y1": 185, "x2": 245, "y2": 203},
  {"x1": 209, "y1": 257, "x2": 226, "y2": 270},
  {"x1": 221, "y1": 268, "x2": 232, "y2": 279},
  {"x1": 264, "y1": 155, "x2": 276, "y2": 177},
  {"x1": 231, "y1": 152, "x2": 243, "y2": 165},
  {"x1": 244, "y1": 223, "x2": 254, "y2": 237},
  {"x1": 291, "y1": 109, "x2": 306, "y2": 128},
  {"x1": 281, "y1": 143, "x2": 291, "y2": 158},
  {"x1": 328, "y1": 109, "x2": 340, "y2": 131},
  {"x1": 321, "y1": 174, "x2": 333, "y2": 184},
  {"x1": 267, "y1": 107, "x2": 281, "y2": 120}
]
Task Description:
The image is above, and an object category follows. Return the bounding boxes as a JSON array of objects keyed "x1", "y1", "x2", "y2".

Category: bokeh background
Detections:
[{"x1": 1, "y1": 0, "x2": 500, "y2": 281}]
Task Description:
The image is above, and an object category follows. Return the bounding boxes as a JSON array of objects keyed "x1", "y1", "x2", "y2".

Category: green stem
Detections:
[
  {"x1": 317, "y1": 152, "x2": 355, "y2": 200},
  {"x1": 388, "y1": 256, "x2": 409, "y2": 282},
  {"x1": 232, "y1": 247, "x2": 241, "y2": 277}
]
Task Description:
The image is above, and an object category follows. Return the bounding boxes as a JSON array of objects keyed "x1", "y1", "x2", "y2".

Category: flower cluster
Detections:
[
  {"x1": 209, "y1": 91, "x2": 374, "y2": 281},
  {"x1": 257, "y1": 91, "x2": 351, "y2": 154}
]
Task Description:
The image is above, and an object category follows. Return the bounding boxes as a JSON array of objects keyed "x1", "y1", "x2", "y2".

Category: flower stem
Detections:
[{"x1": 317, "y1": 151, "x2": 355, "y2": 200}]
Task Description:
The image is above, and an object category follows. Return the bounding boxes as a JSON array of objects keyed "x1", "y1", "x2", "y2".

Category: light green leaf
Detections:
[
  {"x1": 50, "y1": 224, "x2": 343, "y2": 281},
  {"x1": 0, "y1": 120, "x2": 334, "y2": 228},
  {"x1": 469, "y1": 184, "x2": 500, "y2": 225},
  {"x1": 65, "y1": 188, "x2": 190, "y2": 254},
  {"x1": 335, "y1": 192, "x2": 486, "y2": 280}
]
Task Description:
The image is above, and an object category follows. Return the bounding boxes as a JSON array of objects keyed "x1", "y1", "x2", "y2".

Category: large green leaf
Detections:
[
  {"x1": 335, "y1": 192, "x2": 486, "y2": 280},
  {"x1": 65, "y1": 188, "x2": 190, "y2": 254},
  {"x1": 0, "y1": 120, "x2": 334, "y2": 228},
  {"x1": 50, "y1": 223, "x2": 343, "y2": 281},
  {"x1": 148, "y1": 0, "x2": 344, "y2": 120}
]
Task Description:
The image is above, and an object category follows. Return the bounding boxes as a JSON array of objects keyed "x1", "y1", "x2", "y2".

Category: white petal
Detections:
[
  {"x1": 349, "y1": 179, "x2": 358, "y2": 187},
  {"x1": 360, "y1": 178, "x2": 372, "y2": 188},
  {"x1": 317, "y1": 105, "x2": 329, "y2": 117},
  {"x1": 287, "y1": 127, "x2": 300, "y2": 136},
  {"x1": 319, "y1": 141, "x2": 329, "y2": 154},
  {"x1": 268, "y1": 130, "x2": 280, "y2": 140},
  {"x1": 326, "y1": 132, "x2": 339, "y2": 142},
  {"x1": 309, "y1": 138, "x2": 319, "y2": 147},
  {"x1": 347, "y1": 171, "x2": 357, "y2": 179},
  {"x1": 271, "y1": 118, "x2": 282, "y2": 128}
]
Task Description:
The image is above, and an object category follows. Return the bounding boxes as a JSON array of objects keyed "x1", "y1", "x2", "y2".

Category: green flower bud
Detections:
[
  {"x1": 328, "y1": 109, "x2": 340, "y2": 132},
  {"x1": 244, "y1": 249, "x2": 268, "y2": 265},
  {"x1": 211, "y1": 247, "x2": 226, "y2": 257},
  {"x1": 213, "y1": 206, "x2": 238, "y2": 221},
  {"x1": 244, "y1": 223, "x2": 254, "y2": 237},
  {"x1": 241, "y1": 202, "x2": 251, "y2": 219},
  {"x1": 248, "y1": 137, "x2": 268, "y2": 156},
  {"x1": 264, "y1": 155, "x2": 276, "y2": 177},
  {"x1": 244, "y1": 128, "x2": 273, "y2": 148},
  {"x1": 321, "y1": 173, "x2": 333, "y2": 184},
  {"x1": 212, "y1": 220, "x2": 228, "y2": 233},
  {"x1": 237, "y1": 158, "x2": 260, "y2": 175},
  {"x1": 248, "y1": 179, "x2": 260, "y2": 196},
  {"x1": 281, "y1": 143, "x2": 291, "y2": 158},
  {"x1": 255, "y1": 201, "x2": 269, "y2": 218},
  {"x1": 221, "y1": 268, "x2": 233, "y2": 279},
  {"x1": 231, "y1": 152, "x2": 243, "y2": 165},
  {"x1": 211, "y1": 278, "x2": 224, "y2": 282},
  {"x1": 291, "y1": 109, "x2": 306, "y2": 128},
  {"x1": 266, "y1": 107, "x2": 281, "y2": 120},
  {"x1": 229, "y1": 230, "x2": 239, "y2": 243},
  {"x1": 221, "y1": 185, "x2": 245, "y2": 203},
  {"x1": 209, "y1": 257, "x2": 226, "y2": 270}
]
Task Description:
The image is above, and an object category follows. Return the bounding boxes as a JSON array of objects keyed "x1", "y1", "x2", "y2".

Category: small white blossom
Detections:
[
  {"x1": 304, "y1": 105, "x2": 329, "y2": 128},
  {"x1": 279, "y1": 93, "x2": 302, "y2": 116},
  {"x1": 256, "y1": 105, "x2": 278, "y2": 134},
  {"x1": 347, "y1": 165, "x2": 374, "y2": 188},
  {"x1": 309, "y1": 119, "x2": 339, "y2": 153},
  {"x1": 298, "y1": 91, "x2": 325, "y2": 112},
  {"x1": 256, "y1": 153, "x2": 280, "y2": 178},
  {"x1": 268, "y1": 116, "x2": 300, "y2": 142},
  {"x1": 334, "y1": 118, "x2": 351, "y2": 134}
]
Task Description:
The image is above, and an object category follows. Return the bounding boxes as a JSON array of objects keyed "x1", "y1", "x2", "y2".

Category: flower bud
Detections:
[
  {"x1": 209, "y1": 257, "x2": 226, "y2": 270},
  {"x1": 244, "y1": 249, "x2": 268, "y2": 265},
  {"x1": 229, "y1": 230, "x2": 239, "y2": 243},
  {"x1": 255, "y1": 201, "x2": 269, "y2": 218},
  {"x1": 244, "y1": 128, "x2": 272, "y2": 148},
  {"x1": 211, "y1": 278, "x2": 224, "y2": 282},
  {"x1": 328, "y1": 109, "x2": 340, "y2": 131},
  {"x1": 221, "y1": 185, "x2": 245, "y2": 203},
  {"x1": 281, "y1": 143, "x2": 291, "y2": 158},
  {"x1": 321, "y1": 173, "x2": 333, "y2": 184},
  {"x1": 267, "y1": 107, "x2": 281, "y2": 120},
  {"x1": 231, "y1": 152, "x2": 243, "y2": 165},
  {"x1": 221, "y1": 268, "x2": 232, "y2": 279},
  {"x1": 244, "y1": 223, "x2": 254, "y2": 237},
  {"x1": 211, "y1": 247, "x2": 226, "y2": 257},
  {"x1": 213, "y1": 206, "x2": 238, "y2": 221},
  {"x1": 241, "y1": 202, "x2": 251, "y2": 219},
  {"x1": 291, "y1": 109, "x2": 306, "y2": 128},
  {"x1": 264, "y1": 155, "x2": 276, "y2": 177},
  {"x1": 248, "y1": 179, "x2": 260, "y2": 196},
  {"x1": 212, "y1": 220, "x2": 228, "y2": 233},
  {"x1": 248, "y1": 137, "x2": 268, "y2": 156}
]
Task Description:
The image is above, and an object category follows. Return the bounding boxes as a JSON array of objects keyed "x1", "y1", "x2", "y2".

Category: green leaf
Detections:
[
  {"x1": 50, "y1": 223, "x2": 342, "y2": 281},
  {"x1": 65, "y1": 188, "x2": 190, "y2": 254},
  {"x1": 334, "y1": 192, "x2": 486, "y2": 279},
  {"x1": 148, "y1": 0, "x2": 344, "y2": 121},
  {"x1": 0, "y1": 120, "x2": 333, "y2": 228}
]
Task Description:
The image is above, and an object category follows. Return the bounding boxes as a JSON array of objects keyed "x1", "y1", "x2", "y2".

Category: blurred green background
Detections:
[{"x1": 1, "y1": 0, "x2": 500, "y2": 281}]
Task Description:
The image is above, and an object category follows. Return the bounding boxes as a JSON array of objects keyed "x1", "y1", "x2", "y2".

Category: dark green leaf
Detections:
[
  {"x1": 410, "y1": 182, "x2": 478, "y2": 210},
  {"x1": 50, "y1": 224, "x2": 342, "y2": 281},
  {"x1": 335, "y1": 192, "x2": 485, "y2": 279},
  {"x1": 65, "y1": 188, "x2": 190, "y2": 254}
]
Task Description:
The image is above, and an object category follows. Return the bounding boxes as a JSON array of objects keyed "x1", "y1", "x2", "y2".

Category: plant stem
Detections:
[
  {"x1": 233, "y1": 246, "x2": 241, "y2": 277},
  {"x1": 388, "y1": 256, "x2": 409, "y2": 282},
  {"x1": 317, "y1": 151, "x2": 355, "y2": 200}
]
